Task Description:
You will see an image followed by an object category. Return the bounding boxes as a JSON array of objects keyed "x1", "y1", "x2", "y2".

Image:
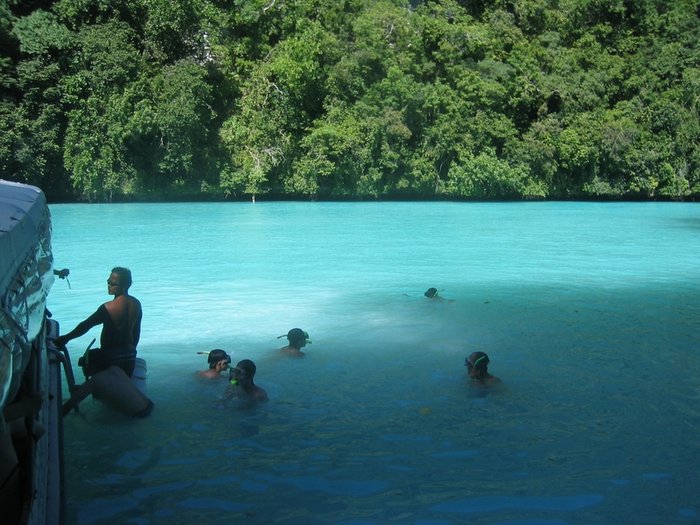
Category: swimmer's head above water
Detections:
[
  {"x1": 465, "y1": 351, "x2": 490, "y2": 379},
  {"x1": 207, "y1": 349, "x2": 231, "y2": 370},
  {"x1": 424, "y1": 287, "x2": 439, "y2": 298},
  {"x1": 226, "y1": 359, "x2": 268, "y2": 402},
  {"x1": 229, "y1": 359, "x2": 256, "y2": 385},
  {"x1": 278, "y1": 328, "x2": 311, "y2": 349}
]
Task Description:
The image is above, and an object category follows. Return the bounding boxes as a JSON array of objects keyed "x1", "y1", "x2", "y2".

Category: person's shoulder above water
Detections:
[
  {"x1": 277, "y1": 328, "x2": 311, "y2": 358},
  {"x1": 197, "y1": 349, "x2": 231, "y2": 379},
  {"x1": 465, "y1": 351, "x2": 501, "y2": 387}
]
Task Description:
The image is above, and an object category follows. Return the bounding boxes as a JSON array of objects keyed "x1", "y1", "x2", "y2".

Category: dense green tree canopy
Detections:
[{"x1": 1, "y1": 0, "x2": 698, "y2": 201}]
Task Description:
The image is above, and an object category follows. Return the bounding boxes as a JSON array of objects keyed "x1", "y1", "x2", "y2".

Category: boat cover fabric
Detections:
[{"x1": 0, "y1": 179, "x2": 54, "y2": 410}]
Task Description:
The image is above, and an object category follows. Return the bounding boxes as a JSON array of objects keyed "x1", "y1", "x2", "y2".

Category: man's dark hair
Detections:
[
  {"x1": 287, "y1": 328, "x2": 307, "y2": 348},
  {"x1": 111, "y1": 267, "x2": 133, "y2": 289},
  {"x1": 237, "y1": 359, "x2": 256, "y2": 377},
  {"x1": 208, "y1": 349, "x2": 231, "y2": 368},
  {"x1": 466, "y1": 352, "x2": 490, "y2": 378}
]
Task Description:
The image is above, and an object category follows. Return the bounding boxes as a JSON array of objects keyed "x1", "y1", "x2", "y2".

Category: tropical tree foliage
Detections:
[{"x1": 0, "y1": 0, "x2": 698, "y2": 201}]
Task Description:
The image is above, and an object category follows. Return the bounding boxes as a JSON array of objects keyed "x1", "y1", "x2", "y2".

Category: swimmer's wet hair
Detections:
[
  {"x1": 465, "y1": 351, "x2": 490, "y2": 370},
  {"x1": 287, "y1": 328, "x2": 308, "y2": 343},
  {"x1": 235, "y1": 359, "x2": 256, "y2": 377},
  {"x1": 207, "y1": 349, "x2": 231, "y2": 368},
  {"x1": 278, "y1": 328, "x2": 311, "y2": 347},
  {"x1": 424, "y1": 287, "x2": 438, "y2": 297}
]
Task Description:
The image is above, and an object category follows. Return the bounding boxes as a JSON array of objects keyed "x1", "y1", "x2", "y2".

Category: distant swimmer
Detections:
[
  {"x1": 465, "y1": 351, "x2": 501, "y2": 387},
  {"x1": 278, "y1": 328, "x2": 311, "y2": 358},
  {"x1": 424, "y1": 287, "x2": 454, "y2": 302},
  {"x1": 197, "y1": 349, "x2": 231, "y2": 379},
  {"x1": 63, "y1": 365, "x2": 154, "y2": 418},
  {"x1": 224, "y1": 360, "x2": 268, "y2": 405}
]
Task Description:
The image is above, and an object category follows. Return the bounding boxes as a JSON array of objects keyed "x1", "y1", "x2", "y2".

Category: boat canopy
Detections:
[{"x1": 0, "y1": 179, "x2": 54, "y2": 410}]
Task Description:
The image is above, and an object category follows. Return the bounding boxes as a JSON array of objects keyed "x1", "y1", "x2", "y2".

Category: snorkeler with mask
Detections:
[
  {"x1": 197, "y1": 349, "x2": 231, "y2": 379},
  {"x1": 465, "y1": 351, "x2": 501, "y2": 387},
  {"x1": 423, "y1": 287, "x2": 453, "y2": 302},
  {"x1": 224, "y1": 360, "x2": 268, "y2": 405},
  {"x1": 278, "y1": 328, "x2": 311, "y2": 358}
]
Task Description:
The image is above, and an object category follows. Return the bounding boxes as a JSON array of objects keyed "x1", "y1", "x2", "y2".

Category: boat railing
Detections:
[{"x1": 45, "y1": 317, "x2": 79, "y2": 413}]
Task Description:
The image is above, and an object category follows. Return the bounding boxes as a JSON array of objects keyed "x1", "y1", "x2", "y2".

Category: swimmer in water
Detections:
[
  {"x1": 423, "y1": 287, "x2": 453, "y2": 301},
  {"x1": 224, "y1": 360, "x2": 268, "y2": 405},
  {"x1": 465, "y1": 351, "x2": 501, "y2": 387},
  {"x1": 197, "y1": 349, "x2": 231, "y2": 379},
  {"x1": 278, "y1": 328, "x2": 311, "y2": 358}
]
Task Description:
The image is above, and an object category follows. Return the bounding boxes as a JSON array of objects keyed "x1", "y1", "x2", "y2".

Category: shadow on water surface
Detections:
[{"x1": 61, "y1": 281, "x2": 700, "y2": 525}]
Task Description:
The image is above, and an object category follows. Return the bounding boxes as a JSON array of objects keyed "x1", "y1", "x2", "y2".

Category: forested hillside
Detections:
[{"x1": 1, "y1": 0, "x2": 698, "y2": 201}]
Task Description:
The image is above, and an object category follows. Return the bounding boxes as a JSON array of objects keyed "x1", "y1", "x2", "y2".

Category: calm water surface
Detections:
[{"x1": 47, "y1": 202, "x2": 700, "y2": 525}]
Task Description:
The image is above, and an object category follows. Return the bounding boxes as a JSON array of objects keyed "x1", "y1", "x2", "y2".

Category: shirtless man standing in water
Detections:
[
  {"x1": 55, "y1": 267, "x2": 153, "y2": 416},
  {"x1": 55, "y1": 267, "x2": 142, "y2": 377}
]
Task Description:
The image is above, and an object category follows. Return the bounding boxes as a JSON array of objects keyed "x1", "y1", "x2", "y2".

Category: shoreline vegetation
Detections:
[{"x1": 1, "y1": 1, "x2": 698, "y2": 203}]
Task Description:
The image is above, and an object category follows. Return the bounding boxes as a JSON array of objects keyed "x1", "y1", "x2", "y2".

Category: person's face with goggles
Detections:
[
  {"x1": 214, "y1": 359, "x2": 230, "y2": 372},
  {"x1": 229, "y1": 366, "x2": 249, "y2": 384}
]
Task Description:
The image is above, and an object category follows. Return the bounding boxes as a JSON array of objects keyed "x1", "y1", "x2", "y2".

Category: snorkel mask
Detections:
[
  {"x1": 205, "y1": 349, "x2": 231, "y2": 369},
  {"x1": 466, "y1": 355, "x2": 488, "y2": 370},
  {"x1": 229, "y1": 366, "x2": 247, "y2": 386}
]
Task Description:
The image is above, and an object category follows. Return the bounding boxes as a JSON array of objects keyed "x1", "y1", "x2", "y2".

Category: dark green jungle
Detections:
[{"x1": 1, "y1": 0, "x2": 698, "y2": 201}]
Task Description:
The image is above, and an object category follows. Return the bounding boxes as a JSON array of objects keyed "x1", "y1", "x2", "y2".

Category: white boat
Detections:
[{"x1": 1, "y1": 179, "x2": 63, "y2": 525}]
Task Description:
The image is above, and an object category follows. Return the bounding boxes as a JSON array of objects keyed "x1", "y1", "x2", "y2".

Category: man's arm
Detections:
[{"x1": 54, "y1": 306, "x2": 106, "y2": 347}]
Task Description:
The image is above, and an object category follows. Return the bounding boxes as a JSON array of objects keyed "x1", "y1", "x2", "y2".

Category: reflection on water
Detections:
[{"x1": 48, "y1": 202, "x2": 700, "y2": 524}]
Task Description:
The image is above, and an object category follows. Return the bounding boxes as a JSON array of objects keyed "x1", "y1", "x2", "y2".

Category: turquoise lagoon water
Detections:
[{"x1": 47, "y1": 202, "x2": 700, "y2": 525}]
